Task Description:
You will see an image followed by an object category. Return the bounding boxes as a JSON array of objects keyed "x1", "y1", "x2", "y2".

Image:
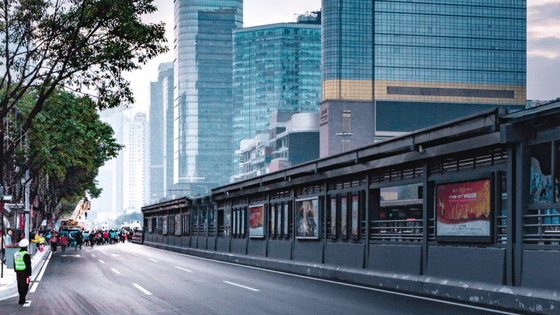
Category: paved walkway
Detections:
[{"x1": 0, "y1": 245, "x2": 51, "y2": 301}]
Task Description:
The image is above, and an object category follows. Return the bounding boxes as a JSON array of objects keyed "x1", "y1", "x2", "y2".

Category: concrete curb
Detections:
[
  {"x1": 145, "y1": 241, "x2": 556, "y2": 315},
  {"x1": 0, "y1": 246, "x2": 51, "y2": 301}
]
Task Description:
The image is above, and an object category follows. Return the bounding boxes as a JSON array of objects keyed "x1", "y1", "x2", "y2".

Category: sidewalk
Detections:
[{"x1": 0, "y1": 245, "x2": 51, "y2": 301}]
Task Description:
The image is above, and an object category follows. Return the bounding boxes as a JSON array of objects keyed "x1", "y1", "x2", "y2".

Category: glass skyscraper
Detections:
[
  {"x1": 320, "y1": 0, "x2": 526, "y2": 157},
  {"x1": 174, "y1": 0, "x2": 242, "y2": 192},
  {"x1": 149, "y1": 62, "x2": 174, "y2": 203},
  {"x1": 232, "y1": 17, "x2": 321, "y2": 176}
]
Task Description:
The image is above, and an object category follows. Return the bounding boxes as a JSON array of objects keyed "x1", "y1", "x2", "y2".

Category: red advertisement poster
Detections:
[
  {"x1": 249, "y1": 205, "x2": 264, "y2": 238},
  {"x1": 436, "y1": 179, "x2": 491, "y2": 237}
]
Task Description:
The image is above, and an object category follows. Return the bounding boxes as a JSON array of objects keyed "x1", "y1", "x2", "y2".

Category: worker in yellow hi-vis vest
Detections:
[{"x1": 14, "y1": 239, "x2": 32, "y2": 305}]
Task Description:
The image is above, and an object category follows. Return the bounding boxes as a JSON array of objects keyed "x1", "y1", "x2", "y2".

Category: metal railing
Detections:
[{"x1": 369, "y1": 219, "x2": 423, "y2": 242}]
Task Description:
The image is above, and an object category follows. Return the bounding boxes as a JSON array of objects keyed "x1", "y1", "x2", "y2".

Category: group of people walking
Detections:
[
  {"x1": 82, "y1": 229, "x2": 131, "y2": 247},
  {"x1": 2, "y1": 225, "x2": 135, "y2": 306}
]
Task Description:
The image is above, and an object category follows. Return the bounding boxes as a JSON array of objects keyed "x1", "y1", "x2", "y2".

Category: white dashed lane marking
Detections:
[
  {"x1": 133, "y1": 283, "x2": 152, "y2": 295},
  {"x1": 174, "y1": 266, "x2": 192, "y2": 272},
  {"x1": 223, "y1": 281, "x2": 260, "y2": 292}
]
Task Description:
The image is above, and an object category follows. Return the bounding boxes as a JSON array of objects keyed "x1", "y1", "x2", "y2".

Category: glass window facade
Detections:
[
  {"x1": 173, "y1": 0, "x2": 242, "y2": 189},
  {"x1": 232, "y1": 24, "x2": 321, "y2": 174},
  {"x1": 149, "y1": 62, "x2": 174, "y2": 203},
  {"x1": 321, "y1": 0, "x2": 526, "y2": 106}
]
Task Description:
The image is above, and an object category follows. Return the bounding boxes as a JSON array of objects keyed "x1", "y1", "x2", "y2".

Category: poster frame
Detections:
[
  {"x1": 249, "y1": 204, "x2": 265, "y2": 238},
  {"x1": 329, "y1": 194, "x2": 337, "y2": 240},
  {"x1": 175, "y1": 214, "x2": 182, "y2": 236},
  {"x1": 351, "y1": 193, "x2": 360, "y2": 240},
  {"x1": 162, "y1": 216, "x2": 168, "y2": 235},
  {"x1": 340, "y1": 194, "x2": 349, "y2": 240},
  {"x1": 295, "y1": 196, "x2": 320, "y2": 240},
  {"x1": 283, "y1": 202, "x2": 290, "y2": 239},
  {"x1": 435, "y1": 175, "x2": 494, "y2": 243},
  {"x1": 276, "y1": 203, "x2": 282, "y2": 237}
]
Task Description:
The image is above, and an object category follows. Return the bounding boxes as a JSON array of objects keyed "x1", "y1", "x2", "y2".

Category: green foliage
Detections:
[
  {"x1": 30, "y1": 90, "x2": 122, "y2": 197},
  {"x1": 0, "y1": 0, "x2": 166, "y2": 227}
]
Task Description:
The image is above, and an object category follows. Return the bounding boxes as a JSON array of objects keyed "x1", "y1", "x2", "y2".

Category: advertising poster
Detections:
[
  {"x1": 284, "y1": 203, "x2": 289, "y2": 238},
  {"x1": 175, "y1": 214, "x2": 182, "y2": 236},
  {"x1": 277, "y1": 205, "x2": 282, "y2": 236},
  {"x1": 271, "y1": 205, "x2": 276, "y2": 237},
  {"x1": 341, "y1": 197, "x2": 348, "y2": 238},
  {"x1": 162, "y1": 217, "x2": 168, "y2": 235},
  {"x1": 295, "y1": 197, "x2": 319, "y2": 239},
  {"x1": 436, "y1": 179, "x2": 491, "y2": 237},
  {"x1": 148, "y1": 219, "x2": 152, "y2": 233},
  {"x1": 330, "y1": 198, "x2": 337, "y2": 237},
  {"x1": 352, "y1": 195, "x2": 359, "y2": 236},
  {"x1": 249, "y1": 205, "x2": 264, "y2": 238}
]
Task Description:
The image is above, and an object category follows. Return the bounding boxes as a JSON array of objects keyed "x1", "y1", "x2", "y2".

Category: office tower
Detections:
[
  {"x1": 149, "y1": 62, "x2": 174, "y2": 203},
  {"x1": 123, "y1": 112, "x2": 149, "y2": 213},
  {"x1": 91, "y1": 107, "x2": 126, "y2": 222},
  {"x1": 161, "y1": 64, "x2": 175, "y2": 199},
  {"x1": 320, "y1": 0, "x2": 526, "y2": 157},
  {"x1": 232, "y1": 12, "x2": 321, "y2": 178},
  {"x1": 174, "y1": 0, "x2": 242, "y2": 194}
]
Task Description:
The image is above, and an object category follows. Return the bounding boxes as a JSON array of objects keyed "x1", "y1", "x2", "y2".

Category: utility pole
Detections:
[{"x1": 25, "y1": 170, "x2": 30, "y2": 241}]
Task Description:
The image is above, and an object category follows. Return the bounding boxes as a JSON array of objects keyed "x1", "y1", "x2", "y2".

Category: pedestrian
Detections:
[
  {"x1": 51, "y1": 233, "x2": 58, "y2": 252},
  {"x1": 39, "y1": 234, "x2": 46, "y2": 252},
  {"x1": 83, "y1": 231, "x2": 90, "y2": 247},
  {"x1": 5, "y1": 229, "x2": 13, "y2": 247},
  {"x1": 14, "y1": 239, "x2": 32, "y2": 305},
  {"x1": 103, "y1": 230, "x2": 109, "y2": 245},
  {"x1": 75, "y1": 230, "x2": 83, "y2": 250},
  {"x1": 60, "y1": 234, "x2": 67, "y2": 253}
]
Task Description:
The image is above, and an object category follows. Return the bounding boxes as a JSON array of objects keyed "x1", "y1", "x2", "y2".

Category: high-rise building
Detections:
[
  {"x1": 232, "y1": 13, "x2": 321, "y2": 178},
  {"x1": 320, "y1": 0, "x2": 526, "y2": 157},
  {"x1": 174, "y1": 0, "x2": 242, "y2": 194},
  {"x1": 149, "y1": 62, "x2": 174, "y2": 203},
  {"x1": 91, "y1": 107, "x2": 126, "y2": 222},
  {"x1": 161, "y1": 64, "x2": 175, "y2": 199},
  {"x1": 123, "y1": 112, "x2": 149, "y2": 213}
]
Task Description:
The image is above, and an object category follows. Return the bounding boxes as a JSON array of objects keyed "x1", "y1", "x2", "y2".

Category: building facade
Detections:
[
  {"x1": 233, "y1": 111, "x2": 320, "y2": 182},
  {"x1": 232, "y1": 15, "x2": 321, "y2": 177},
  {"x1": 174, "y1": 0, "x2": 242, "y2": 194},
  {"x1": 123, "y1": 112, "x2": 149, "y2": 213},
  {"x1": 320, "y1": 0, "x2": 526, "y2": 157},
  {"x1": 268, "y1": 112, "x2": 320, "y2": 172},
  {"x1": 149, "y1": 62, "x2": 174, "y2": 204},
  {"x1": 91, "y1": 107, "x2": 127, "y2": 221}
]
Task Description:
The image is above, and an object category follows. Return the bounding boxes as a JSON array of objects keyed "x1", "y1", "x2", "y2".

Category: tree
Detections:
[
  {"x1": 8, "y1": 90, "x2": 122, "y2": 228},
  {"x1": 0, "y1": 0, "x2": 167, "y2": 186}
]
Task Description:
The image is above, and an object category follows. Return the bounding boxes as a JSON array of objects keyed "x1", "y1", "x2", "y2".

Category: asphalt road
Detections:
[{"x1": 0, "y1": 242, "x2": 526, "y2": 315}]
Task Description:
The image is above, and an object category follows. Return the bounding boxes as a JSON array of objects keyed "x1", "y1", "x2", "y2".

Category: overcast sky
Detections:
[{"x1": 123, "y1": 0, "x2": 560, "y2": 117}]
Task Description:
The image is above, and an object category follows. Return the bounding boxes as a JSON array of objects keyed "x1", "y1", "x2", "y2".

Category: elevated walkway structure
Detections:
[{"x1": 143, "y1": 101, "x2": 560, "y2": 314}]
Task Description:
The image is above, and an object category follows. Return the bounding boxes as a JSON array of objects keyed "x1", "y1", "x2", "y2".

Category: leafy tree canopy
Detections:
[
  {"x1": 9, "y1": 90, "x2": 123, "y2": 224},
  {"x1": 0, "y1": 0, "x2": 167, "y2": 149}
]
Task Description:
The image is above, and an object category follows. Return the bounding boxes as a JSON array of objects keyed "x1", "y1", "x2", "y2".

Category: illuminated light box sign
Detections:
[
  {"x1": 295, "y1": 197, "x2": 319, "y2": 239},
  {"x1": 436, "y1": 179, "x2": 492, "y2": 242},
  {"x1": 249, "y1": 205, "x2": 264, "y2": 238}
]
